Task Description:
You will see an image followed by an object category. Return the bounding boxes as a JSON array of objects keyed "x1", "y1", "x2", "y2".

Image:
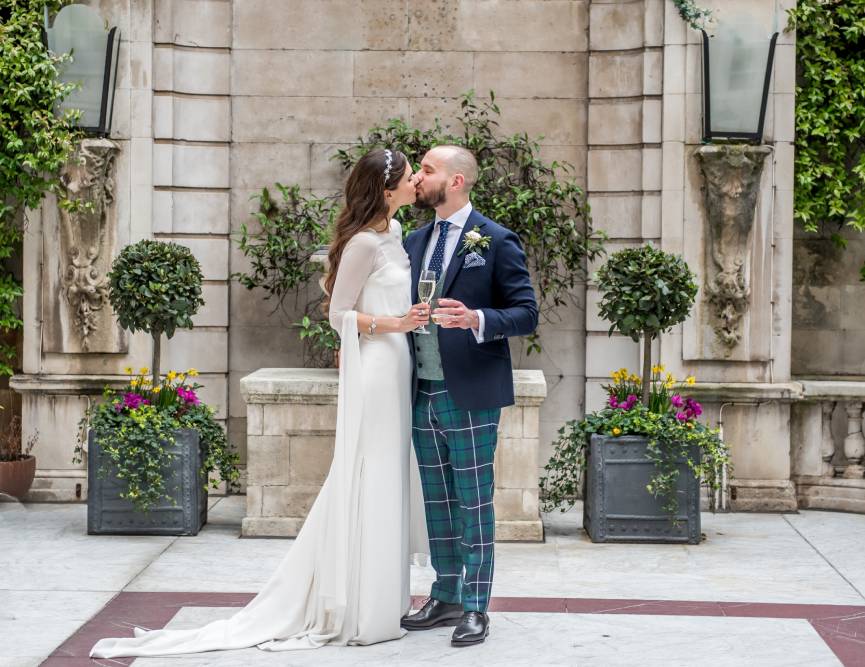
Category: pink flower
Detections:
[
  {"x1": 670, "y1": 394, "x2": 684, "y2": 408},
  {"x1": 121, "y1": 392, "x2": 148, "y2": 410},
  {"x1": 676, "y1": 412, "x2": 688, "y2": 422},
  {"x1": 686, "y1": 398, "x2": 703, "y2": 417},
  {"x1": 177, "y1": 386, "x2": 200, "y2": 406}
]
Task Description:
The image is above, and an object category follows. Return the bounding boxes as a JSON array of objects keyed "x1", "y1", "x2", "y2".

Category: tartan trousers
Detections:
[{"x1": 412, "y1": 378, "x2": 501, "y2": 613}]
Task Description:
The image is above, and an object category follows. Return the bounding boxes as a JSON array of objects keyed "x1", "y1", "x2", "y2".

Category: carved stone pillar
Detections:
[
  {"x1": 842, "y1": 401, "x2": 865, "y2": 479},
  {"x1": 821, "y1": 401, "x2": 837, "y2": 478},
  {"x1": 696, "y1": 145, "x2": 772, "y2": 354},
  {"x1": 42, "y1": 138, "x2": 127, "y2": 353}
]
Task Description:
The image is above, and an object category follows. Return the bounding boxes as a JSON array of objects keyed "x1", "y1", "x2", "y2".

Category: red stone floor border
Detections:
[{"x1": 43, "y1": 592, "x2": 865, "y2": 667}]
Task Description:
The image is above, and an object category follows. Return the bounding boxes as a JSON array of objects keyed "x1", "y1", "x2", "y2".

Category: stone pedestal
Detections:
[{"x1": 240, "y1": 368, "x2": 548, "y2": 541}]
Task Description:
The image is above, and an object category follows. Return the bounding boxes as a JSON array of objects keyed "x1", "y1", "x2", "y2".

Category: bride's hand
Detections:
[{"x1": 400, "y1": 303, "x2": 430, "y2": 332}]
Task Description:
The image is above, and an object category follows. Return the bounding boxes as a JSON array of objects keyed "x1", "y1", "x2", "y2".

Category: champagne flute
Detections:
[{"x1": 415, "y1": 270, "x2": 436, "y2": 334}]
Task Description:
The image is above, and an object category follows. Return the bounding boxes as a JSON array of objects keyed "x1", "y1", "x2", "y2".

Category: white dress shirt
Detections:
[{"x1": 421, "y1": 201, "x2": 485, "y2": 342}]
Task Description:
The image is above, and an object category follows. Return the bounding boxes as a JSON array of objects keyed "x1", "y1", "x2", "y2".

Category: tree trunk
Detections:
[
  {"x1": 151, "y1": 331, "x2": 161, "y2": 388},
  {"x1": 642, "y1": 333, "x2": 651, "y2": 407}
]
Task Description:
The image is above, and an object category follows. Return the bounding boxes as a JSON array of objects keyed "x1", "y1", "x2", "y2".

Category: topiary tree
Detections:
[
  {"x1": 108, "y1": 240, "x2": 205, "y2": 387},
  {"x1": 596, "y1": 245, "x2": 698, "y2": 406}
]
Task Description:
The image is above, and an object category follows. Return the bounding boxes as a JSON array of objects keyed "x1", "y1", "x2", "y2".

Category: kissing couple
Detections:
[{"x1": 91, "y1": 145, "x2": 538, "y2": 657}]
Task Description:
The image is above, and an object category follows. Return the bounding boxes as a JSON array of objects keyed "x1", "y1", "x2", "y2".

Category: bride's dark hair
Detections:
[{"x1": 324, "y1": 149, "x2": 408, "y2": 307}]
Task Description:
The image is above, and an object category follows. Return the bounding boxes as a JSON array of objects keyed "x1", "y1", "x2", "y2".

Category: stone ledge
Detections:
[
  {"x1": 10, "y1": 374, "x2": 128, "y2": 395},
  {"x1": 240, "y1": 368, "x2": 548, "y2": 406},
  {"x1": 798, "y1": 380, "x2": 865, "y2": 401},
  {"x1": 496, "y1": 519, "x2": 544, "y2": 542},
  {"x1": 729, "y1": 479, "x2": 798, "y2": 512},
  {"x1": 795, "y1": 476, "x2": 865, "y2": 513},
  {"x1": 684, "y1": 382, "x2": 804, "y2": 402}
]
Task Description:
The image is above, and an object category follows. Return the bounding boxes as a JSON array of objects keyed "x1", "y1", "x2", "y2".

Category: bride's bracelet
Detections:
[{"x1": 368, "y1": 317, "x2": 377, "y2": 335}]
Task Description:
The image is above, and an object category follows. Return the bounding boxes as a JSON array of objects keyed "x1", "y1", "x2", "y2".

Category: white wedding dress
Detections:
[{"x1": 91, "y1": 219, "x2": 428, "y2": 658}]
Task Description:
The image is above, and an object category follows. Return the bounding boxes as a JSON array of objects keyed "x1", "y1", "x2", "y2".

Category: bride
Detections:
[{"x1": 91, "y1": 148, "x2": 431, "y2": 657}]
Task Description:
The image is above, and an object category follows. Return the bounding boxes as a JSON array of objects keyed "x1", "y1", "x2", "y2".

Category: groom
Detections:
[{"x1": 401, "y1": 146, "x2": 538, "y2": 646}]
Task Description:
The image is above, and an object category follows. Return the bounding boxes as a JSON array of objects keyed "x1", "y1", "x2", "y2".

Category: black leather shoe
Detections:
[
  {"x1": 400, "y1": 599, "x2": 463, "y2": 631},
  {"x1": 451, "y1": 611, "x2": 489, "y2": 646}
]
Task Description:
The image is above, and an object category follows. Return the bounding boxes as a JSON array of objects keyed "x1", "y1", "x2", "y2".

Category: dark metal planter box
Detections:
[
  {"x1": 87, "y1": 428, "x2": 207, "y2": 536},
  {"x1": 583, "y1": 434, "x2": 701, "y2": 544}
]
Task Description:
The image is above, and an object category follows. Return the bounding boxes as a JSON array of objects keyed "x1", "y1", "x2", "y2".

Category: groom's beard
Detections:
[{"x1": 415, "y1": 181, "x2": 446, "y2": 210}]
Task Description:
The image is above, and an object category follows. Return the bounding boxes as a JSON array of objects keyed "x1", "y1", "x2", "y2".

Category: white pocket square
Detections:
[{"x1": 463, "y1": 252, "x2": 486, "y2": 268}]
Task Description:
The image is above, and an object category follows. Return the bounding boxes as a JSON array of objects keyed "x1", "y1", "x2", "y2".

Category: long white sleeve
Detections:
[{"x1": 328, "y1": 232, "x2": 379, "y2": 335}]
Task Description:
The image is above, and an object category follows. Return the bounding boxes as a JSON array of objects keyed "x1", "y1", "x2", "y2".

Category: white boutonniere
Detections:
[{"x1": 458, "y1": 226, "x2": 492, "y2": 256}]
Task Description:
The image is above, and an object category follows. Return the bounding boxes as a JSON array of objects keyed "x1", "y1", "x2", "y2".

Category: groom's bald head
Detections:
[{"x1": 426, "y1": 145, "x2": 478, "y2": 192}]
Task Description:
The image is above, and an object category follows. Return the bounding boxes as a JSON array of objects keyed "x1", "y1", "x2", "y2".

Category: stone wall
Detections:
[
  {"x1": 792, "y1": 225, "x2": 865, "y2": 378},
  {"x1": 226, "y1": 0, "x2": 593, "y2": 480}
]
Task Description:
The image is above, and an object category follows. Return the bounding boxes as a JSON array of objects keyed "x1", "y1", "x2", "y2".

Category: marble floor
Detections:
[{"x1": 1, "y1": 496, "x2": 864, "y2": 666}]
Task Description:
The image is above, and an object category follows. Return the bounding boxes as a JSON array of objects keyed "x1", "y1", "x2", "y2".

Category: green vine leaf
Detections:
[
  {"x1": 787, "y1": 0, "x2": 865, "y2": 261},
  {"x1": 672, "y1": 0, "x2": 714, "y2": 31},
  {"x1": 235, "y1": 90, "x2": 606, "y2": 361}
]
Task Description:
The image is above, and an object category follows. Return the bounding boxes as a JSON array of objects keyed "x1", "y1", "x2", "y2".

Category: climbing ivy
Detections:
[{"x1": 787, "y1": 1, "x2": 865, "y2": 253}]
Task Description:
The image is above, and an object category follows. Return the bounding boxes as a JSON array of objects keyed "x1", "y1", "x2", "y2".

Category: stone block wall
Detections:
[
  {"x1": 226, "y1": 0, "x2": 593, "y2": 481},
  {"x1": 241, "y1": 369, "x2": 547, "y2": 541},
  {"x1": 792, "y1": 225, "x2": 865, "y2": 378},
  {"x1": 583, "y1": 0, "x2": 664, "y2": 412}
]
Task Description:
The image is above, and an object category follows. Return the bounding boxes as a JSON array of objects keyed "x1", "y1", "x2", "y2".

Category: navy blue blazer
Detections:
[{"x1": 404, "y1": 208, "x2": 538, "y2": 411}]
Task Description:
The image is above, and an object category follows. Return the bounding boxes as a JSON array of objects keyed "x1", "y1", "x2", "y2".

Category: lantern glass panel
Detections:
[
  {"x1": 706, "y1": 14, "x2": 773, "y2": 137},
  {"x1": 46, "y1": 5, "x2": 111, "y2": 131}
]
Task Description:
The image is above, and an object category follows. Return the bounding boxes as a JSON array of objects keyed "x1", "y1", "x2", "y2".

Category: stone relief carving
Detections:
[
  {"x1": 49, "y1": 138, "x2": 125, "y2": 353},
  {"x1": 696, "y1": 145, "x2": 771, "y2": 350}
]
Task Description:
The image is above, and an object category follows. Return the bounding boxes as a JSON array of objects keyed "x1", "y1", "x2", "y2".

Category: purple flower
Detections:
[
  {"x1": 675, "y1": 412, "x2": 688, "y2": 422},
  {"x1": 608, "y1": 395, "x2": 619, "y2": 408},
  {"x1": 686, "y1": 398, "x2": 703, "y2": 417},
  {"x1": 121, "y1": 392, "x2": 148, "y2": 410},
  {"x1": 177, "y1": 386, "x2": 200, "y2": 406},
  {"x1": 670, "y1": 394, "x2": 684, "y2": 408}
]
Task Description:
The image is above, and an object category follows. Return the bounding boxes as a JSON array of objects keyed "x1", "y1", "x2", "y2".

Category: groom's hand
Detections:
[{"x1": 434, "y1": 298, "x2": 479, "y2": 330}]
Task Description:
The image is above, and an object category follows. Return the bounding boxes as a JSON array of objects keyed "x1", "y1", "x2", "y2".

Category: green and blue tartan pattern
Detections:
[{"x1": 412, "y1": 379, "x2": 501, "y2": 612}]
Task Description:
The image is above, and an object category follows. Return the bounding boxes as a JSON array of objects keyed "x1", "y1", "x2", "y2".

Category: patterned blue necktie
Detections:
[{"x1": 427, "y1": 220, "x2": 451, "y2": 279}]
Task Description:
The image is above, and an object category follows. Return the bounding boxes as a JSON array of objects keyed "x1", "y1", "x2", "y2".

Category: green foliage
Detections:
[
  {"x1": 596, "y1": 245, "x2": 698, "y2": 343},
  {"x1": 0, "y1": 0, "x2": 79, "y2": 376},
  {"x1": 335, "y1": 91, "x2": 607, "y2": 354},
  {"x1": 671, "y1": 0, "x2": 713, "y2": 31},
  {"x1": 539, "y1": 369, "x2": 730, "y2": 518},
  {"x1": 596, "y1": 244, "x2": 697, "y2": 402},
  {"x1": 108, "y1": 240, "x2": 204, "y2": 383},
  {"x1": 74, "y1": 368, "x2": 240, "y2": 513},
  {"x1": 296, "y1": 315, "x2": 341, "y2": 367},
  {"x1": 787, "y1": 1, "x2": 865, "y2": 254},
  {"x1": 234, "y1": 184, "x2": 336, "y2": 305},
  {"x1": 234, "y1": 91, "x2": 605, "y2": 360}
]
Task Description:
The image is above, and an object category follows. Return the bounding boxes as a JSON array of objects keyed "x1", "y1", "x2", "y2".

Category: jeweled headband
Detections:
[{"x1": 383, "y1": 149, "x2": 393, "y2": 181}]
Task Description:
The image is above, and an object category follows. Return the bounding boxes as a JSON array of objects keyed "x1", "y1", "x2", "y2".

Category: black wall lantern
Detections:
[
  {"x1": 45, "y1": 4, "x2": 120, "y2": 137},
  {"x1": 701, "y1": 13, "x2": 779, "y2": 143}
]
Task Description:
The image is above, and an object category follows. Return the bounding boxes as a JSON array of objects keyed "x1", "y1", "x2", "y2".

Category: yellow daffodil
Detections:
[
  {"x1": 665, "y1": 381, "x2": 675, "y2": 389},
  {"x1": 130, "y1": 378, "x2": 139, "y2": 387},
  {"x1": 629, "y1": 374, "x2": 640, "y2": 383},
  {"x1": 651, "y1": 364, "x2": 666, "y2": 375},
  {"x1": 139, "y1": 367, "x2": 149, "y2": 375},
  {"x1": 167, "y1": 371, "x2": 177, "y2": 381},
  {"x1": 187, "y1": 368, "x2": 199, "y2": 377},
  {"x1": 141, "y1": 378, "x2": 152, "y2": 386},
  {"x1": 123, "y1": 366, "x2": 133, "y2": 375},
  {"x1": 612, "y1": 427, "x2": 622, "y2": 436},
  {"x1": 153, "y1": 385, "x2": 162, "y2": 393},
  {"x1": 686, "y1": 376, "x2": 696, "y2": 386}
]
